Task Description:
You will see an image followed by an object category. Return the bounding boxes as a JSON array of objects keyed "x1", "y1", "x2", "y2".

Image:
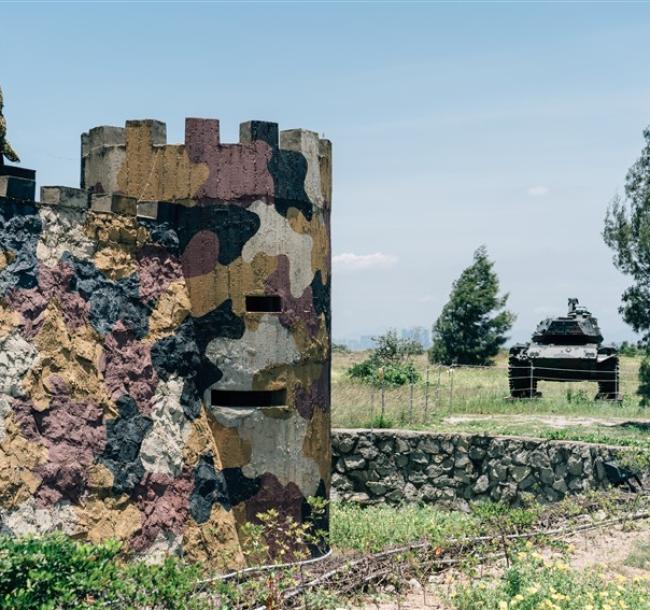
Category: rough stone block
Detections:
[
  {"x1": 136, "y1": 201, "x2": 158, "y2": 219},
  {"x1": 239, "y1": 121, "x2": 278, "y2": 147},
  {"x1": 342, "y1": 455, "x2": 366, "y2": 471},
  {"x1": 41, "y1": 186, "x2": 88, "y2": 210},
  {"x1": 473, "y1": 474, "x2": 490, "y2": 494},
  {"x1": 0, "y1": 166, "x2": 36, "y2": 201}
]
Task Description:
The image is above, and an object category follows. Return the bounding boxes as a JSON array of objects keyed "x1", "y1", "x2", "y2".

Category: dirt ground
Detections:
[
  {"x1": 443, "y1": 413, "x2": 650, "y2": 430},
  {"x1": 354, "y1": 519, "x2": 650, "y2": 610}
]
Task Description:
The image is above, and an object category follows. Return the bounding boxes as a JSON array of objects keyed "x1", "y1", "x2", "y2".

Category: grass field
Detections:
[{"x1": 332, "y1": 350, "x2": 650, "y2": 448}]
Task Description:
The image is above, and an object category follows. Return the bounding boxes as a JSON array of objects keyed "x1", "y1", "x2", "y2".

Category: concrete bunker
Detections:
[{"x1": 0, "y1": 117, "x2": 332, "y2": 569}]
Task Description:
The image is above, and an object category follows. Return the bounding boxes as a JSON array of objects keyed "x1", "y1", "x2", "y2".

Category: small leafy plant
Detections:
[
  {"x1": 0, "y1": 534, "x2": 205, "y2": 610},
  {"x1": 452, "y1": 547, "x2": 650, "y2": 610}
]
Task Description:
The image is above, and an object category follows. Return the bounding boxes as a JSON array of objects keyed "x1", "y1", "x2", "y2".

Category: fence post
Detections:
[
  {"x1": 380, "y1": 368, "x2": 386, "y2": 426},
  {"x1": 370, "y1": 382, "x2": 375, "y2": 430},
  {"x1": 529, "y1": 364, "x2": 535, "y2": 399},
  {"x1": 423, "y1": 367, "x2": 430, "y2": 424},
  {"x1": 409, "y1": 379, "x2": 414, "y2": 424},
  {"x1": 435, "y1": 365, "x2": 442, "y2": 409},
  {"x1": 448, "y1": 366, "x2": 454, "y2": 411}
]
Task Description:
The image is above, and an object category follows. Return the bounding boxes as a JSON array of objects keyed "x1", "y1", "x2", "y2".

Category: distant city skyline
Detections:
[
  {"x1": 337, "y1": 326, "x2": 432, "y2": 351},
  {"x1": 2, "y1": 3, "x2": 650, "y2": 344}
]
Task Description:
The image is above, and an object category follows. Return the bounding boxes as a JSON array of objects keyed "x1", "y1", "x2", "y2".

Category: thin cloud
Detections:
[
  {"x1": 418, "y1": 295, "x2": 437, "y2": 303},
  {"x1": 527, "y1": 185, "x2": 549, "y2": 197},
  {"x1": 333, "y1": 252, "x2": 398, "y2": 272}
]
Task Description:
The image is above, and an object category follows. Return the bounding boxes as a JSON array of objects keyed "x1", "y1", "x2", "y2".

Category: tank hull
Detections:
[{"x1": 508, "y1": 342, "x2": 619, "y2": 400}]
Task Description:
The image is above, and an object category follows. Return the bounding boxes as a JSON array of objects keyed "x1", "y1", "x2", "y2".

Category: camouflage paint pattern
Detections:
[{"x1": 0, "y1": 118, "x2": 331, "y2": 568}]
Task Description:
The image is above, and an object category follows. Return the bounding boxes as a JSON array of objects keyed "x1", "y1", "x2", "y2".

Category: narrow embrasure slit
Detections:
[
  {"x1": 245, "y1": 295, "x2": 282, "y2": 313},
  {"x1": 211, "y1": 389, "x2": 287, "y2": 407}
]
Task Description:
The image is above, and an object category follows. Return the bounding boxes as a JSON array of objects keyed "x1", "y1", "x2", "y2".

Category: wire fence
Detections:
[{"x1": 331, "y1": 361, "x2": 643, "y2": 429}]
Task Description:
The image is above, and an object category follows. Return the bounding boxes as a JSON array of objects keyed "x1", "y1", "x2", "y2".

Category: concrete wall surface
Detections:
[{"x1": 0, "y1": 118, "x2": 331, "y2": 568}]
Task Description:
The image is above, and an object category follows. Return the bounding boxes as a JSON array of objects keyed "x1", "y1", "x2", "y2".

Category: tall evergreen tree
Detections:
[
  {"x1": 604, "y1": 127, "x2": 650, "y2": 341},
  {"x1": 429, "y1": 246, "x2": 515, "y2": 366},
  {"x1": 603, "y1": 126, "x2": 650, "y2": 404}
]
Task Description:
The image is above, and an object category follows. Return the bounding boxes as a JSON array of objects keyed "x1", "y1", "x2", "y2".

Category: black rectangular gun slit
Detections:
[
  {"x1": 245, "y1": 295, "x2": 282, "y2": 313},
  {"x1": 211, "y1": 389, "x2": 287, "y2": 407}
]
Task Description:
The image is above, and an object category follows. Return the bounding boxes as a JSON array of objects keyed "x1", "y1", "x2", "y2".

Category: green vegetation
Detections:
[
  {"x1": 626, "y1": 540, "x2": 650, "y2": 570},
  {"x1": 347, "y1": 329, "x2": 421, "y2": 387},
  {"x1": 639, "y1": 356, "x2": 650, "y2": 407},
  {"x1": 429, "y1": 246, "x2": 515, "y2": 366},
  {"x1": 604, "y1": 125, "x2": 650, "y2": 406},
  {"x1": 333, "y1": 350, "x2": 650, "y2": 447},
  {"x1": 1, "y1": 496, "x2": 648, "y2": 609},
  {"x1": 330, "y1": 500, "x2": 552, "y2": 553},
  {"x1": 0, "y1": 501, "x2": 331, "y2": 610},
  {"x1": 331, "y1": 502, "x2": 478, "y2": 552},
  {"x1": 0, "y1": 534, "x2": 204, "y2": 610},
  {"x1": 603, "y1": 126, "x2": 650, "y2": 345},
  {"x1": 618, "y1": 341, "x2": 643, "y2": 357},
  {"x1": 452, "y1": 551, "x2": 650, "y2": 610}
]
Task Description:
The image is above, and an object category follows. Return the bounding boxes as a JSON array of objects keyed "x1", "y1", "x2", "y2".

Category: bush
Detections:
[
  {"x1": 0, "y1": 534, "x2": 205, "y2": 610},
  {"x1": 619, "y1": 340, "x2": 642, "y2": 357},
  {"x1": 348, "y1": 359, "x2": 420, "y2": 386},
  {"x1": 347, "y1": 330, "x2": 422, "y2": 386}
]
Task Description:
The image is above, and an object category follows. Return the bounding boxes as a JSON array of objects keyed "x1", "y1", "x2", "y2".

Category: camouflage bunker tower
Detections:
[
  {"x1": 0, "y1": 117, "x2": 331, "y2": 569},
  {"x1": 508, "y1": 299, "x2": 619, "y2": 401}
]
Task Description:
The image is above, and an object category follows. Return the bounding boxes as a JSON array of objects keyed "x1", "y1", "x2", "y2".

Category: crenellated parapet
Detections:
[
  {"x1": 80, "y1": 118, "x2": 331, "y2": 214},
  {"x1": 0, "y1": 116, "x2": 331, "y2": 568}
]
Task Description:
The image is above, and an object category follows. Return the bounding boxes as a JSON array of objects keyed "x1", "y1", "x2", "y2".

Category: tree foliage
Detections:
[
  {"x1": 429, "y1": 246, "x2": 515, "y2": 366},
  {"x1": 603, "y1": 126, "x2": 650, "y2": 405},
  {"x1": 603, "y1": 126, "x2": 650, "y2": 343}
]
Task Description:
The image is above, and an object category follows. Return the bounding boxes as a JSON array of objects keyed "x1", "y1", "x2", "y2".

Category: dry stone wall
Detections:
[{"x1": 332, "y1": 429, "x2": 646, "y2": 508}]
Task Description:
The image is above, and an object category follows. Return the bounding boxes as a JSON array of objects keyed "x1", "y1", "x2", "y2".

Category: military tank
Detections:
[{"x1": 508, "y1": 299, "x2": 619, "y2": 400}]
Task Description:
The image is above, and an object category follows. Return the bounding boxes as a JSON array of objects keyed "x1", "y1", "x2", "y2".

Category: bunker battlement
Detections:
[
  {"x1": 81, "y1": 118, "x2": 331, "y2": 211},
  {"x1": 1, "y1": 117, "x2": 331, "y2": 226}
]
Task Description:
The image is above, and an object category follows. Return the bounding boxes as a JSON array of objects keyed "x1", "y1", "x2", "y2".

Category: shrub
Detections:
[
  {"x1": 0, "y1": 534, "x2": 205, "y2": 610},
  {"x1": 348, "y1": 359, "x2": 420, "y2": 386},
  {"x1": 619, "y1": 340, "x2": 641, "y2": 357},
  {"x1": 347, "y1": 330, "x2": 422, "y2": 387}
]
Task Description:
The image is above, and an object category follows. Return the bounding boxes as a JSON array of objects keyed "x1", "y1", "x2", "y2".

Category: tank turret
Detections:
[{"x1": 508, "y1": 299, "x2": 619, "y2": 401}]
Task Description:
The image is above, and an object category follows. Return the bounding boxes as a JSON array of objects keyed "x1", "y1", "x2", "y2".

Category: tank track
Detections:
[
  {"x1": 595, "y1": 356, "x2": 620, "y2": 401},
  {"x1": 508, "y1": 349, "x2": 540, "y2": 399}
]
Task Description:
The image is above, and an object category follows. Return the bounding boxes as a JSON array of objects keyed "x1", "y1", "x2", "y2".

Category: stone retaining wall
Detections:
[{"x1": 332, "y1": 429, "x2": 646, "y2": 508}]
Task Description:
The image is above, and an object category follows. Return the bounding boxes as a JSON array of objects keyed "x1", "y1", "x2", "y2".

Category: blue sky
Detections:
[{"x1": 2, "y1": 2, "x2": 650, "y2": 344}]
